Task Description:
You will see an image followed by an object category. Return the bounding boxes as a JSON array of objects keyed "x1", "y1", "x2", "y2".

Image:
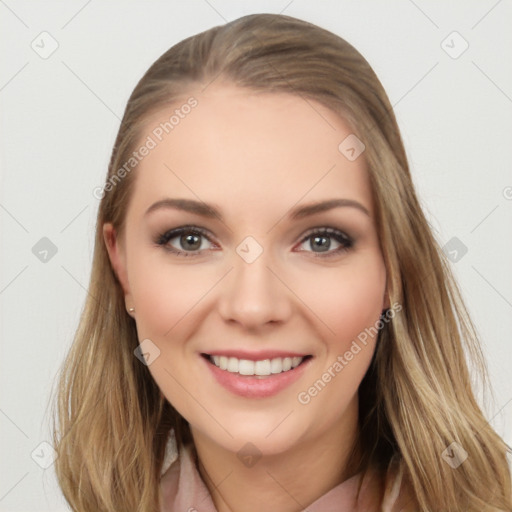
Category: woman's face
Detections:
[{"x1": 104, "y1": 83, "x2": 388, "y2": 456}]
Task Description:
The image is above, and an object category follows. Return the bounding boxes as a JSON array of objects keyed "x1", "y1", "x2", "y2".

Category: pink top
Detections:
[{"x1": 159, "y1": 433, "x2": 414, "y2": 512}]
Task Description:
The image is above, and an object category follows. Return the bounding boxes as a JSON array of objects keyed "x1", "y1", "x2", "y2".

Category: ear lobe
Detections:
[{"x1": 103, "y1": 223, "x2": 131, "y2": 296}]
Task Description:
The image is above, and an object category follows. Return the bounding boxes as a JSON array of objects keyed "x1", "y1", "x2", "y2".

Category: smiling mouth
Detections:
[{"x1": 201, "y1": 353, "x2": 313, "y2": 377}]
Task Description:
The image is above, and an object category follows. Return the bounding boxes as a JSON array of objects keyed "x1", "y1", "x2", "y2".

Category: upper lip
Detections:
[{"x1": 201, "y1": 350, "x2": 311, "y2": 361}]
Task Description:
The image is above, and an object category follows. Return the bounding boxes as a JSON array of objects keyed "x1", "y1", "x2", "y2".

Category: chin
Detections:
[{"x1": 191, "y1": 420, "x2": 305, "y2": 459}]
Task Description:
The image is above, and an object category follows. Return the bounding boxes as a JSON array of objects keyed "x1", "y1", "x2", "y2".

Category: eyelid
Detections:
[
  {"x1": 294, "y1": 226, "x2": 354, "y2": 258},
  {"x1": 155, "y1": 224, "x2": 354, "y2": 258},
  {"x1": 298, "y1": 226, "x2": 352, "y2": 243},
  {"x1": 155, "y1": 225, "x2": 216, "y2": 248}
]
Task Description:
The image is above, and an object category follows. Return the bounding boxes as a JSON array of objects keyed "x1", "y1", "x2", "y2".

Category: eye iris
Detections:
[
  {"x1": 311, "y1": 235, "x2": 330, "y2": 252},
  {"x1": 181, "y1": 233, "x2": 201, "y2": 250}
]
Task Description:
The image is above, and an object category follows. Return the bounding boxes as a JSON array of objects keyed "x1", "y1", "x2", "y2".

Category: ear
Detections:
[{"x1": 103, "y1": 223, "x2": 131, "y2": 298}]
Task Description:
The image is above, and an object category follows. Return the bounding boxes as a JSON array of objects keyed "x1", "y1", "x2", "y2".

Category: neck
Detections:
[{"x1": 190, "y1": 400, "x2": 362, "y2": 512}]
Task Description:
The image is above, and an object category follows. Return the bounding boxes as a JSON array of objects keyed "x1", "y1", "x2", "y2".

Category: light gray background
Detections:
[{"x1": 1, "y1": 1, "x2": 511, "y2": 510}]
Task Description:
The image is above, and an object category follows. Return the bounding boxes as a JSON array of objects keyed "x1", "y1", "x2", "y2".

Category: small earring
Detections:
[{"x1": 128, "y1": 307, "x2": 135, "y2": 314}]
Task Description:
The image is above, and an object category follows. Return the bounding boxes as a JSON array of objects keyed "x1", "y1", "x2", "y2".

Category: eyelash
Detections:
[{"x1": 154, "y1": 225, "x2": 354, "y2": 259}]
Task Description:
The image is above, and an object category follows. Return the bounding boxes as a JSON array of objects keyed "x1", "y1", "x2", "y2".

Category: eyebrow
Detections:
[{"x1": 144, "y1": 197, "x2": 370, "y2": 221}]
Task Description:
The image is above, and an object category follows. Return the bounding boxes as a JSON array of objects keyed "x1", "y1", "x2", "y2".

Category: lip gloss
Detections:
[{"x1": 201, "y1": 355, "x2": 313, "y2": 398}]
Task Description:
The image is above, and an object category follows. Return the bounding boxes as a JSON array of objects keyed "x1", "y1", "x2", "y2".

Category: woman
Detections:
[{"x1": 52, "y1": 13, "x2": 512, "y2": 512}]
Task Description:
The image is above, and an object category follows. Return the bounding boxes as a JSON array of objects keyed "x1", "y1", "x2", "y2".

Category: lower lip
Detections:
[{"x1": 201, "y1": 355, "x2": 313, "y2": 399}]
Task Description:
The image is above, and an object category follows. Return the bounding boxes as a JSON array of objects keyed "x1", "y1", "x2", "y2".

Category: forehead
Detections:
[{"x1": 130, "y1": 83, "x2": 373, "y2": 219}]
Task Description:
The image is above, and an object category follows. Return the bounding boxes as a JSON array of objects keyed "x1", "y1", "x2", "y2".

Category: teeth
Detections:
[
  {"x1": 239, "y1": 359, "x2": 254, "y2": 375},
  {"x1": 255, "y1": 359, "x2": 271, "y2": 375},
  {"x1": 227, "y1": 357, "x2": 238, "y2": 373},
  {"x1": 209, "y1": 355, "x2": 305, "y2": 376}
]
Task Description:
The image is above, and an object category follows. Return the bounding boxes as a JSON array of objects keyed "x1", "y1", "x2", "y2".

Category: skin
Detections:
[{"x1": 104, "y1": 82, "x2": 389, "y2": 512}]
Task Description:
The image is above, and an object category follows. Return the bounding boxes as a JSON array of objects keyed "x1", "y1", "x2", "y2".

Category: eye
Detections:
[
  {"x1": 296, "y1": 227, "x2": 354, "y2": 258},
  {"x1": 155, "y1": 225, "x2": 354, "y2": 259},
  {"x1": 155, "y1": 226, "x2": 215, "y2": 257}
]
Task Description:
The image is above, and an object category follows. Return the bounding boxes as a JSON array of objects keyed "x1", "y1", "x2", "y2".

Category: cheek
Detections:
[
  {"x1": 127, "y1": 257, "x2": 209, "y2": 417},
  {"x1": 295, "y1": 261, "x2": 385, "y2": 426},
  {"x1": 129, "y1": 256, "x2": 216, "y2": 338},
  {"x1": 294, "y1": 255, "x2": 386, "y2": 349}
]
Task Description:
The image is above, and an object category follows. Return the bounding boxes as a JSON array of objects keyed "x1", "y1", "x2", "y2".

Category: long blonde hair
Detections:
[{"x1": 51, "y1": 13, "x2": 512, "y2": 511}]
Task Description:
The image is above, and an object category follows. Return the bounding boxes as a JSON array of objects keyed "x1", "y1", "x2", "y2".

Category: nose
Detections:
[{"x1": 217, "y1": 246, "x2": 293, "y2": 331}]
